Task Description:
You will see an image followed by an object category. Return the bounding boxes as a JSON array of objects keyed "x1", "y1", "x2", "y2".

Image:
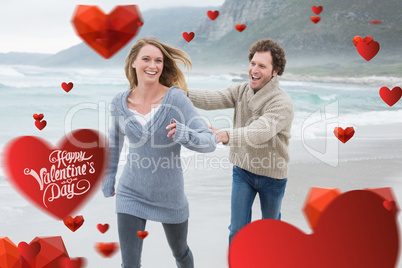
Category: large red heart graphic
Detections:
[
  {"x1": 379, "y1": 86, "x2": 402, "y2": 106},
  {"x1": 71, "y1": 5, "x2": 143, "y2": 59},
  {"x1": 356, "y1": 38, "x2": 380, "y2": 61},
  {"x1": 333, "y1": 127, "x2": 355, "y2": 143},
  {"x1": 2, "y1": 129, "x2": 107, "y2": 220},
  {"x1": 229, "y1": 190, "x2": 399, "y2": 268}
]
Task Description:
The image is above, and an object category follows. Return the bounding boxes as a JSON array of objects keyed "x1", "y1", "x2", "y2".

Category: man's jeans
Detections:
[
  {"x1": 118, "y1": 213, "x2": 194, "y2": 268},
  {"x1": 229, "y1": 166, "x2": 287, "y2": 244}
]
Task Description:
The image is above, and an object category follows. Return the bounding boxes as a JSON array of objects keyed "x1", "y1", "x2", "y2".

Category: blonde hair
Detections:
[{"x1": 125, "y1": 37, "x2": 192, "y2": 93}]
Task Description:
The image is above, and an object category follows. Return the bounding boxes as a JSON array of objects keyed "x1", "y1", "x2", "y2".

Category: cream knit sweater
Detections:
[{"x1": 188, "y1": 76, "x2": 294, "y2": 179}]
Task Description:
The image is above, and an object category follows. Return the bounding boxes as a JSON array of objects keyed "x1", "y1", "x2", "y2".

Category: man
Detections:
[{"x1": 187, "y1": 38, "x2": 294, "y2": 244}]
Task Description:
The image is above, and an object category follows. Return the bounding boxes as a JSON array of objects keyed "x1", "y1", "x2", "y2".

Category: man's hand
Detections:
[{"x1": 208, "y1": 125, "x2": 229, "y2": 144}]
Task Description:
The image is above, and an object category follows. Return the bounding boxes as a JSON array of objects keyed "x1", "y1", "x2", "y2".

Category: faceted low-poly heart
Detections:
[
  {"x1": 229, "y1": 190, "x2": 399, "y2": 268},
  {"x1": 2, "y1": 129, "x2": 107, "y2": 220},
  {"x1": 63, "y1": 215, "x2": 85, "y2": 232},
  {"x1": 71, "y1": 5, "x2": 143, "y2": 59},
  {"x1": 333, "y1": 127, "x2": 355, "y2": 143}
]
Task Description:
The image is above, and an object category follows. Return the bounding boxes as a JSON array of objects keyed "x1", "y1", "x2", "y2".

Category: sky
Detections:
[{"x1": 0, "y1": 0, "x2": 225, "y2": 54}]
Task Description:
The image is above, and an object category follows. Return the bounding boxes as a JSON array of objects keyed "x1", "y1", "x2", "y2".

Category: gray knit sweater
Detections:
[
  {"x1": 102, "y1": 87, "x2": 217, "y2": 224},
  {"x1": 188, "y1": 76, "x2": 293, "y2": 179}
]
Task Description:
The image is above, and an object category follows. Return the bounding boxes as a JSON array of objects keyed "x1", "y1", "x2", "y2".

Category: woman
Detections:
[{"x1": 102, "y1": 37, "x2": 216, "y2": 268}]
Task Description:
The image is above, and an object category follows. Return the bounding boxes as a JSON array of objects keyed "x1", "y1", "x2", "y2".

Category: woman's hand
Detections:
[{"x1": 166, "y1": 120, "x2": 177, "y2": 139}]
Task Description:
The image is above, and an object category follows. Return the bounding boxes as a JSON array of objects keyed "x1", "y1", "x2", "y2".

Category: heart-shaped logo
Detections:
[
  {"x1": 310, "y1": 16, "x2": 320, "y2": 24},
  {"x1": 61, "y1": 82, "x2": 74, "y2": 93},
  {"x1": 35, "y1": 120, "x2": 47, "y2": 130},
  {"x1": 63, "y1": 215, "x2": 85, "y2": 232},
  {"x1": 33, "y1": 113, "x2": 44, "y2": 121},
  {"x1": 94, "y1": 242, "x2": 119, "y2": 258},
  {"x1": 311, "y1": 6, "x2": 323, "y2": 15},
  {"x1": 182, "y1": 32, "x2": 195, "y2": 42},
  {"x1": 71, "y1": 5, "x2": 143, "y2": 59},
  {"x1": 59, "y1": 257, "x2": 87, "y2": 268},
  {"x1": 229, "y1": 190, "x2": 399, "y2": 268},
  {"x1": 137, "y1": 231, "x2": 148, "y2": 239},
  {"x1": 97, "y1": 223, "x2": 109, "y2": 234},
  {"x1": 207, "y1": 10, "x2": 219, "y2": 20},
  {"x1": 2, "y1": 129, "x2": 107, "y2": 220},
  {"x1": 356, "y1": 37, "x2": 380, "y2": 61},
  {"x1": 333, "y1": 127, "x2": 355, "y2": 143},
  {"x1": 18, "y1": 241, "x2": 41, "y2": 261},
  {"x1": 235, "y1": 24, "x2": 246, "y2": 32},
  {"x1": 379, "y1": 86, "x2": 402, "y2": 106}
]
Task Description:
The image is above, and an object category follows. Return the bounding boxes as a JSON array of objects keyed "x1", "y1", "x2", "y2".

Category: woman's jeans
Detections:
[
  {"x1": 229, "y1": 166, "x2": 287, "y2": 244},
  {"x1": 118, "y1": 213, "x2": 194, "y2": 268}
]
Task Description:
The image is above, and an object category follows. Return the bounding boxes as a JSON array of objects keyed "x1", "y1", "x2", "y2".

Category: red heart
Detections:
[
  {"x1": 71, "y1": 5, "x2": 143, "y2": 59},
  {"x1": 229, "y1": 190, "x2": 399, "y2": 268},
  {"x1": 18, "y1": 242, "x2": 41, "y2": 261},
  {"x1": 356, "y1": 39, "x2": 380, "y2": 61},
  {"x1": 59, "y1": 257, "x2": 86, "y2": 268},
  {"x1": 63, "y1": 215, "x2": 85, "y2": 232},
  {"x1": 2, "y1": 129, "x2": 107, "y2": 220},
  {"x1": 33, "y1": 113, "x2": 44, "y2": 121},
  {"x1": 363, "y1": 36, "x2": 373, "y2": 44},
  {"x1": 97, "y1": 223, "x2": 109, "y2": 234},
  {"x1": 310, "y1": 16, "x2": 320, "y2": 24},
  {"x1": 137, "y1": 231, "x2": 148, "y2": 239},
  {"x1": 235, "y1": 24, "x2": 246, "y2": 32},
  {"x1": 353, "y1": 36, "x2": 363, "y2": 46},
  {"x1": 333, "y1": 127, "x2": 355, "y2": 143},
  {"x1": 379, "y1": 86, "x2": 402, "y2": 106},
  {"x1": 311, "y1": 6, "x2": 323, "y2": 15},
  {"x1": 207, "y1": 10, "x2": 219, "y2": 20},
  {"x1": 182, "y1": 32, "x2": 195, "y2": 42},
  {"x1": 94, "y1": 242, "x2": 119, "y2": 258},
  {"x1": 35, "y1": 120, "x2": 47, "y2": 130},
  {"x1": 61, "y1": 82, "x2": 74, "y2": 92}
]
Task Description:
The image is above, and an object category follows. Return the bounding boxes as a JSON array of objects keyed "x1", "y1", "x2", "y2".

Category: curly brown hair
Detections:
[
  {"x1": 125, "y1": 37, "x2": 192, "y2": 93},
  {"x1": 248, "y1": 39, "x2": 286, "y2": 76}
]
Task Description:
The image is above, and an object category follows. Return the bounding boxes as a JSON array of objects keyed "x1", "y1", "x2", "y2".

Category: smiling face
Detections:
[
  {"x1": 249, "y1": 51, "x2": 278, "y2": 91},
  {"x1": 131, "y1": 44, "x2": 164, "y2": 86}
]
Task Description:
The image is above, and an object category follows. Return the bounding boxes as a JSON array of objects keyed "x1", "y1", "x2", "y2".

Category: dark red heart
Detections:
[
  {"x1": 235, "y1": 24, "x2": 246, "y2": 32},
  {"x1": 71, "y1": 5, "x2": 143, "y2": 59},
  {"x1": 137, "y1": 231, "x2": 148, "y2": 239},
  {"x1": 63, "y1": 215, "x2": 85, "y2": 232},
  {"x1": 229, "y1": 190, "x2": 399, "y2": 268},
  {"x1": 182, "y1": 32, "x2": 195, "y2": 42},
  {"x1": 18, "y1": 242, "x2": 41, "y2": 261},
  {"x1": 379, "y1": 86, "x2": 402, "y2": 106},
  {"x1": 310, "y1": 16, "x2": 320, "y2": 24},
  {"x1": 3, "y1": 129, "x2": 107, "y2": 220},
  {"x1": 35, "y1": 120, "x2": 47, "y2": 130},
  {"x1": 59, "y1": 257, "x2": 87, "y2": 268},
  {"x1": 333, "y1": 127, "x2": 355, "y2": 143},
  {"x1": 356, "y1": 38, "x2": 380, "y2": 61},
  {"x1": 94, "y1": 242, "x2": 119, "y2": 258},
  {"x1": 33, "y1": 113, "x2": 44, "y2": 121},
  {"x1": 61, "y1": 82, "x2": 74, "y2": 92},
  {"x1": 207, "y1": 10, "x2": 219, "y2": 20},
  {"x1": 97, "y1": 223, "x2": 109, "y2": 234},
  {"x1": 311, "y1": 6, "x2": 323, "y2": 15}
]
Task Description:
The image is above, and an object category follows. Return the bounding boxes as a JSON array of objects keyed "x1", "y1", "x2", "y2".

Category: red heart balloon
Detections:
[
  {"x1": 18, "y1": 242, "x2": 41, "y2": 261},
  {"x1": 137, "y1": 231, "x2": 148, "y2": 239},
  {"x1": 310, "y1": 16, "x2": 320, "y2": 24},
  {"x1": 333, "y1": 127, "x2": 355, "y2": 143},
  {"x1": 229, "y1": 190, "x2": 399, "y2": 268},
  {"x1": 33, "y1": 113, "x2": 44, "y2": 121},
  {"x1": 207, "y1": 10, "x2": 219, "y2": 20},
  {"x1": 35, "y1": 120, "x2": 47, "y2": 130},
  {"x1": 97, "y1": 223, "x2": 109, "y2": 234},
  {"x1": 59, "y1": 257, "x2": 87, "y2": 268},
  {"x1": 2, "y1": 129, "x2": 107, "y2": 220},
  {"x1": 311, "y1": 6, "x2": 323, "y2": 15},
  {"x1": 379, "y1": 86, "x2": 402, "y2": 106},
  {"x1": 356, "y1": 39, "x2": 380, "y2": 61},
  {"x1": 94, "y1": 242, "x2": 119, "y2": 258},
  {"x1": 71, "y1": 5, "x2": 143, "y2": 59},
  {"x1": 63, "y1": 215, "x2": 85, "y2": 232},
  {"x1": 61, "y1": 82, "x2": 74, "y2": 93},
  {"x1": 235, "y1": 24, "x2": 246, "y2": 32},
  {"x1": 182, "y1": 32, "x2": 195, "y2": 42}
]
